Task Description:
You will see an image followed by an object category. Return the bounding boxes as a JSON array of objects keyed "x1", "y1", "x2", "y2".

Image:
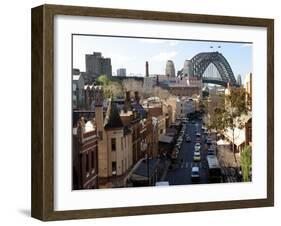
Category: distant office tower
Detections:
[
  {"x1": 165, "y1": 60, "x2": 175, "y2": 77},
  {"x1": 117, "y1": 68, "x2": 126, "y2": 77},
  {"x1": 85, "y1": 52, "x2": 112, "y2": 78},
  {"x1": 236, "y1": 74, "x2": 242, "y2": 86},
  {"x1": 145, "y1": 61, "x2": 149, "y2": 77},
  {"x1": 182, "y1": 60, "x2": 194, "y2": 77}
]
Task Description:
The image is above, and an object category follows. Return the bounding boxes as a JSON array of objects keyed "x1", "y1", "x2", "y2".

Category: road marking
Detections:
[
  {"x1": 186, "y1": 162, "x2": 189, "y2": 168},
  {"x1": 181, "y1": 162, "x2": 184, "y2": 168}
]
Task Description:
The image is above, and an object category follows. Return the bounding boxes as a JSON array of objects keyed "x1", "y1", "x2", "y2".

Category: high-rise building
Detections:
[
  {"x1": 85, "y1": 52, "x2": 112, "y2": 78},
  {"x1": 117, "y1": 68, "x2": 126, "y2": 77},
  {"x1": 165, "y1": 60, "x2": 175, "y2": 77},
  {"x1": 236, "y1": 74, "x2": 242, "y2": 86}
]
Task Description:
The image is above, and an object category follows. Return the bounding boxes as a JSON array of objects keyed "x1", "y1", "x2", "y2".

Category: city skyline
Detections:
[
  {"x1": 72, "y1": 35, "x2": 253, "y2": 190},
  {"x1": 73, "y1": 35, "x2": 252, "y2": 83}
]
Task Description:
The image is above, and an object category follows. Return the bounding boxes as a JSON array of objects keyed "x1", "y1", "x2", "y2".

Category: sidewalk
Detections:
[
  {"x1": 217, "y1": 144, "x2": 241, "y2": 182},
  {"x1": 159, "y1": 159, "x2": 171, "y2": 181},
  {"x1": 217, "y1": 144, "x2": 240, "y2": 167}
]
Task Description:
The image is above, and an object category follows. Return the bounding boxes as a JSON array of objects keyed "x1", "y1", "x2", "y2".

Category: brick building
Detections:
[{"x1": 72, "y1": 117, "x2": 99, "y2": 189}]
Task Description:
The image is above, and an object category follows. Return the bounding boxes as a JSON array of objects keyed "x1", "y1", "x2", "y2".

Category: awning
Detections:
[
  {"x1": 224, "y1": 127, "x2": 245, "y2": 147},
  {"x1": 159, "y1": 134, "x2": 174, "y2": 144},
  {"x1": 217, "y1": 139, "x2": 230, "y2": 145}
]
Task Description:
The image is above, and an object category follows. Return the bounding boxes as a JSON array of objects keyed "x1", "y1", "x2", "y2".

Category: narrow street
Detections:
[{"x1": 165, "y1": 118, "x2": 209, "y2": 185}]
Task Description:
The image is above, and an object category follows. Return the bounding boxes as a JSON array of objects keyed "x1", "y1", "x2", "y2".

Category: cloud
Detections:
[
  {"x1": 150, "y1": 51, "x2": 178, "y2": 62},
  {"x1": 109, "y1": 54, "x2": 136, "y2": 70}
]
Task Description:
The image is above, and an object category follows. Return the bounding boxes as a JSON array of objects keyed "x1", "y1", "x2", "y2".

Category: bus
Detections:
[{"x1": 207, "y1": 156, "x2": 222, "y2": 183}]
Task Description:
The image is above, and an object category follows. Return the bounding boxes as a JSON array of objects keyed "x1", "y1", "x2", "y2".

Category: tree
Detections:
[
  {"x1": 96, "y1": 75, "x2": 123, "y2": 98},
  {"x1": 96, "y1": 75, "x2": 110, "y2": 86},
  {"x1": 208, "y1": 107, "x2": 226, "y2": 132},
  {"x1": 213, "y1": 87, "x2": 249, "y2": 162},
  {"x1": 202, "y1": 93, "x2": 225, "y2": 132},
  {"x1": 152, "y1": 87, "x2": 170, "y2": 100},
  {"x1": 122, "y1": 79, "x2": 143, "y2": 93},
  {"x1": 240, "y1": 145, "x2": 252, "y2": 182},
  {"x1": 202, "y1": 89, "x2": 209, "y2": 98}
]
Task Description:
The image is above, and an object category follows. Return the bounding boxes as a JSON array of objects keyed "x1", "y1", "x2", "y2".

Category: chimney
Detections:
[
  {"x1": 123, "y1": 91, "x2": 131, "y2": 113},
  {"x1": 145, "y1": 61, "x2": 149, "y2": 77},
  {"x1": 77, "y1": 117, "x2": 85, "y2": 143},
  {"x1": 135, "y1": 91, "x2": 140, "y2": 104},
  {"x1": 94, "y1": 86, "x2": 104, "y2": 107}
]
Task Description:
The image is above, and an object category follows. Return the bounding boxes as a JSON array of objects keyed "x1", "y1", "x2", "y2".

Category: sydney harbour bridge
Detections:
[{"x1": 177, "y1": 51, "x2": 239, "y2": 87}]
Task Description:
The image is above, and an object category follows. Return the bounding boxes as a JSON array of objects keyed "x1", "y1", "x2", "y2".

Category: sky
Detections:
[{"x1": 73, "y1": 35, "x2": 252, "y2": 84}]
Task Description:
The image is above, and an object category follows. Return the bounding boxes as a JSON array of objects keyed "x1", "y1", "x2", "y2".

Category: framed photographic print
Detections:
[{"x1": 31, "y1": 4, "x2": 274, "y2": 221}]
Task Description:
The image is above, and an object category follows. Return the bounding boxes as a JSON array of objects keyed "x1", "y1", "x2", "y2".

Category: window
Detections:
[
  {"x1": 248, "y1": 126, "x2": 252, "y2": 142},
  {"x1": 112, "y1": 161, "x2": 117, "y2": 175},
  {"x1": 111, "y1": 138, "x2": 116, "y2": 151},
  {"x1": 85, "y1": 152, "x2": 89, "y2": 174},
  {"x1": 91, "y1": 150, "x2": 95, "y2": 173}
]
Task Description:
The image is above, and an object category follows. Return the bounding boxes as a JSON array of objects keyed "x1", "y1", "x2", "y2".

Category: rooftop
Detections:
[{"x1": 104, "y1": 98, "x2": 124, "y2": 130}]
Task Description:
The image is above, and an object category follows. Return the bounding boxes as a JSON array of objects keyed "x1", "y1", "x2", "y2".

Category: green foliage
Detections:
[
  {"x1": 240, "y1": 145, "x2": 252, "y2": 182},
  {"x1": 206, "y1": 88, "x2": 249, "y2": 162},
  {"x1": 96, "y1": 75, "x2": 123, "y2": 98},
  {"x1": 96, "y1": 75, "x2": 110, "y2": 86},
  {"x1": 202, "y1": 90, "x2": 209, "y2": 98},
  {"x1": 208, "y1": 107, "x2": 226, "y2": 132},
  {"x1": 223, "y1": 89, "x2": 249, "y2": 141}
]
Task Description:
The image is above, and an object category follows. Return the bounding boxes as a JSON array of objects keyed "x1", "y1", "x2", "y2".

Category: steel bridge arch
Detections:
[{"x1": 180, "y1": 52, "x2": 237, "y2": 86}]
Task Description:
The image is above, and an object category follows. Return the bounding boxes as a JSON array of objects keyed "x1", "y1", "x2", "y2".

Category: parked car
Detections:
[
  {"x1": 196, "y1": 132, "x2": 201, "y2": 137},
  {"x1": 191, "y1": 166, "x2": 200, "y2": 181},
  {"x1": 207, "y1": 148, "x2": 216, "y2": 156},
  {"x1": 194, "y1": 143, "x2": 201, "y2": 151},
  {"x1": 193, "y1": 151, "x2": 201, "y2": 161},
  {"x1": 176, "y1": 143, "x2": 181, "y2": 149},
  {"x1": 177, "y1": 138, "x2": 183, "y2": 143},
  {"x1": 206, "y1": 138, "x2": 212, "y2": 145},
  {"x1": 196, "y1": 137, "x2": 201, "y2": 143}
]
